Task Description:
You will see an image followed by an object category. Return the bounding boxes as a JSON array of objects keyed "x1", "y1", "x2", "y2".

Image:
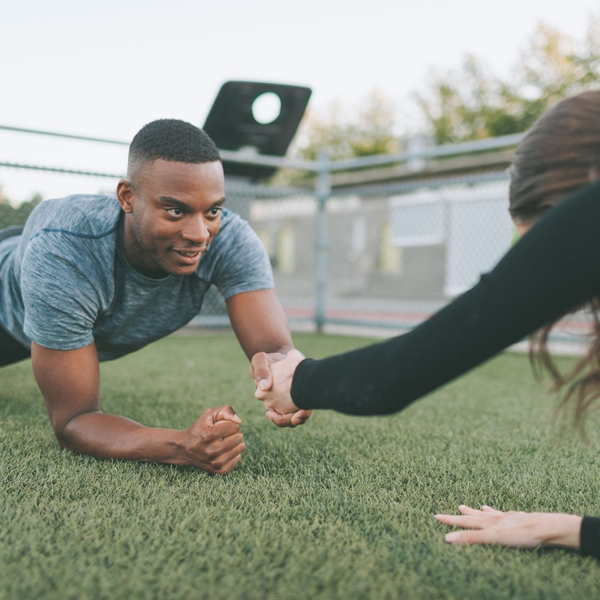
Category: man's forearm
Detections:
[
  {"x1": 60, "y1": 411, "x2": 188, "y2": 465},
  {"x1": 32, "y1": 342, "x2": 244, "y2": 473}
]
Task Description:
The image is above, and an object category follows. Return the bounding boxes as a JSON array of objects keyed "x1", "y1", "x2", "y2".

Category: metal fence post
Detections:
[{"x1": 314, "y1": 150, "x2": 331, "y2": 333}]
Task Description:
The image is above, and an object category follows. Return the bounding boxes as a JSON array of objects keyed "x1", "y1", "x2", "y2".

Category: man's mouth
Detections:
[{"x1": 172, "y1": 247, "x2": 206, "y2": 264}]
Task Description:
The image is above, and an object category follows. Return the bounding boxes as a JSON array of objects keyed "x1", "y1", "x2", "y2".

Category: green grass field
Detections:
[{"x1": 2, "y1": 332, "x2": 600, "y2": 599}]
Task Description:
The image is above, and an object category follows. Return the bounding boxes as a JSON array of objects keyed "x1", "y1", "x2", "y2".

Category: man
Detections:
[{"x1": 0, "y1": 119, "x2": 311, "y2": 474}]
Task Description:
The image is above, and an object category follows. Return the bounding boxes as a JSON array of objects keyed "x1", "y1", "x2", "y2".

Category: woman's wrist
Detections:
[{"x1": 543, "y1": 514, "x2": 582, "y2": 550}]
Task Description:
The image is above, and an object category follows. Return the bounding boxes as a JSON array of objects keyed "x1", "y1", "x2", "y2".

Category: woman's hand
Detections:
[
  {"x1": 255, "y1": 349, "x2": 305, "y2": 416},
  {"x1": 436, "y1": 505, "x2": 582, "y2": 550}
]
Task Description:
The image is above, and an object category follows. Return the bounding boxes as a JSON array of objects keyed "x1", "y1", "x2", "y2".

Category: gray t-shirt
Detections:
[{"x1": 0, "y1": 194, "x2": 273, "y2": 361}]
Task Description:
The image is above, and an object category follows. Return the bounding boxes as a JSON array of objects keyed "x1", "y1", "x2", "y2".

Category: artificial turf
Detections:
[{"x1": 1, "y1": 332, "x2": 600, "y2": 599}]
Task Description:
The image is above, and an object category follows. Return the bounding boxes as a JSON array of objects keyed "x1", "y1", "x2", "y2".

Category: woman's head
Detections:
[
  {"x1": 509, "y1": 90, "x2": 600, "y2": 229},
  {"x1": 514, "y1": 90, "x2": 600, "y2": 431}
]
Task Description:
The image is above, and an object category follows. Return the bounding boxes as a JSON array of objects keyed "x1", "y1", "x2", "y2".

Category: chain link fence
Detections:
[
  {"x1": 0, "y1": 125, "x2": 593, "y2": 346},
  {"x1": 225, "y1": 172, "x2": 497, "y2": 331},
  {"x1": 317, "y1": 173, "x2": 513, "y2": 330}
]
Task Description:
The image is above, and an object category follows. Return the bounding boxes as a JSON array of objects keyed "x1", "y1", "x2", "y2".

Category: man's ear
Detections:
[{"x1": 116, "y1": 179, "x2": 134, "y2": 214}]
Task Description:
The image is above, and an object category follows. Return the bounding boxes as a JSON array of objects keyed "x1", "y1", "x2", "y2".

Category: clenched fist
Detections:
[{"x1": 179, "y1": 406, "x2": 245, "y2": 475}]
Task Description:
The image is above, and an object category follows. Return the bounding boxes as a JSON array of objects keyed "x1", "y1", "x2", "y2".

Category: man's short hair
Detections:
[{"x1": 128, "y1": 119, "x2": 221, "y2": 175}]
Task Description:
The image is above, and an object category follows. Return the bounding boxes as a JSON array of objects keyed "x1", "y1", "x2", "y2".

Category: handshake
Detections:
[
  {"x1": 251, "y1": 349, "x2": 310, "y2": 427},
  {"x1": 178, "y1": 348, "x2": 309, "y2": 476}
]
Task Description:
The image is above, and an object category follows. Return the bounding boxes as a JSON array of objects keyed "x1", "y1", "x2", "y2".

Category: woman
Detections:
[{"x1": 255, "y1": 90, "x2": 600, "y2": 558}]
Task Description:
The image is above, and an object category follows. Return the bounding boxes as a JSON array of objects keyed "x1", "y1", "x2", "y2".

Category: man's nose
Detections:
[{"x1": 183, "y1": 216, "x2": 210, "y2": 244}]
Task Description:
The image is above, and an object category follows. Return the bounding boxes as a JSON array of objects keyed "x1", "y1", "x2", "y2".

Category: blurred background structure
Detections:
[{"x1": 2, "y1": 7, "x2": 598, "y2": 348}]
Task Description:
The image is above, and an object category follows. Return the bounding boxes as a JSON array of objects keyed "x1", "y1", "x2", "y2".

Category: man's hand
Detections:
[
  {"x1": 250, "y1": 350, "x2": 287, "y2": 392},
  {"x1": 179, "y1": 406, "x2": 245, "y2": 475},
  {"x1": 251, "y1": 350, "x2": 312, "y2": 427},
  {"x1": 227, "y1": 290, "x2": 311, "y2": 428},
  {"x1": 255, "y1": 349, "x2": 310, "y2": 427},
  {"x1": 436, "y1": 504, "x2": 582, "y2": 550}
]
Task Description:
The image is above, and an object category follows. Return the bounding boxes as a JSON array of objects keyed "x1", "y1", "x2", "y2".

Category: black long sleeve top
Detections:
[{"x1": 291, "y1": 180, "x2": 600, "y2": 559}]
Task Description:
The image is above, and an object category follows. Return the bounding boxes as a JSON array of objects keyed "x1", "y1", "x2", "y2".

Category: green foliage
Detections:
[
  {"x1": 2, "y1": 333, "x2": 600, "y2": 599},
  {"x1": 417, "y1": 20, "x2": 600, "y2": 145},
  {"x1": 0, "y1": 192, "x2": 42, "y2": 228},
  {"x1": 272, "y1": 90, "x2": 401, "y2": 185},
  {"x1": 289, "y1": 17, "x2": 600, "y2": 164},
  {"x1": 298, "y1": 89, "x2": 402, "y2": 162}
]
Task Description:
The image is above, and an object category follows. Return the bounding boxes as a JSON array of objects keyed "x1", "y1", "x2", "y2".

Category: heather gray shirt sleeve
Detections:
[
  {"x1": 21, "y1": 233, "x2": 104, "y2": 350},
  {"x1": 209, "y1": 217, "x2": 274, "y2": 299}
]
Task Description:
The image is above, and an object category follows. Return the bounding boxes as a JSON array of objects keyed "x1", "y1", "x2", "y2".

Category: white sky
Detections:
[{"x1": 1, "y1": 0, "x2": 598, "y2": 203}]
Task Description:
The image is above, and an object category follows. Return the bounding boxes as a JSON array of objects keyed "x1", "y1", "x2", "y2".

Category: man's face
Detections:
[{"x1": 117, "y1": 159, "x2": 225, "y2": 278}]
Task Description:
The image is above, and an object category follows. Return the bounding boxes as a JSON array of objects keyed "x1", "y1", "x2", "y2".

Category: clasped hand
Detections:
[
  {"x1": 252, "y1": 349, "x2": 310, "y2": 427},
  {"x1": 181, "y1": 406, "x2": 245, "y2": 475}
]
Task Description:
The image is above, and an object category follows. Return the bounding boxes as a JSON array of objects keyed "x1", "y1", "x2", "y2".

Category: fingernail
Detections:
[
  {"x1": 233, "y1": 415, "x2": 242, "y2": 424},
  {"x1": 259, "y1": 379, "x2": 269, "y2": 390},
  {"x1": 445, "y1": 532, "x2": 460, "y2": 543}
]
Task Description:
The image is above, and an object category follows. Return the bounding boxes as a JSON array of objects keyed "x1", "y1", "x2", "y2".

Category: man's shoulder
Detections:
[
  {"x1": 27, "y1": 194, "x2": 121, "y2": 240},
  {"x1": 22, "y1": 195, "x2": 121, "y2": 273},
  {"x1": 196, "y1": 207, "x2": 273, "y2": 296},
  {"x1": 21, "y1": 195, "x2": 120, "y2": 288},
  {"x1": 199, "y1": 209, "x2": 268, "y2": 269},
  {"x1": 212, "y1": 208, "x2": 247, "y2": 247},
  {"x1": 28, "y1": 194, "x2": 121, "y2": 238},
  {"x1": 203, "y1": 208, "x2": 262, "y2": 265}
]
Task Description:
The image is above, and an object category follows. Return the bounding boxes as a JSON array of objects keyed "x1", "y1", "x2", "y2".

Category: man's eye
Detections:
[
  {"x1": 207, "y1": 207, "x2": 222, "y2": 217},
  {"x1": 166, "y1": 208, "x2": 184, "y2": 217}
]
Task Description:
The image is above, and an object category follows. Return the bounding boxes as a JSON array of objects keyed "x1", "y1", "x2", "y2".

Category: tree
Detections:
[
  {"x1": 416, "y1": 18, "x2": 600, "y2": 145},
  {"x1": 296, "y1": 89, "x2": 402, "y2": 162},
  {"x1": 270, "y1": 89, "x2": 402, "y2": 184},
  {"x1": 0, "y1": 193, "x2": 42, "y2": 228},
  {"x1": 272, "y1": 16, "x2": 599, "y2": 185}
]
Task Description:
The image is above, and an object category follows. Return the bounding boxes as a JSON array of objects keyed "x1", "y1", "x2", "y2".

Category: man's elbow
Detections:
[
  {"x1": 50, "y1": 410, "x2": 101, "y2": 449},
  {"x1": 51, "y1": 419, "x2": 76, "y2": 449}
]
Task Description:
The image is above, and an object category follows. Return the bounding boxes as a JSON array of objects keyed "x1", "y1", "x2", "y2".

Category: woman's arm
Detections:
[{"x1": 283, "y1": 180, "x2": 600, "y2": 415}]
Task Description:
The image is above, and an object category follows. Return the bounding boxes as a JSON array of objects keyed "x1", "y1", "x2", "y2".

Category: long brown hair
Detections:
[{"x1": 509, "y1": 90, "x2": 600, "y2": 430}]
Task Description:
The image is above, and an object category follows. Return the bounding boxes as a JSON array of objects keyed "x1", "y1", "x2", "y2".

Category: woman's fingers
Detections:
[
  {"x1": 434, "y1": 514, "x2": 492, "y2": 529},
  {"x1": 480, "y1": 505, "x2": 504, "y2": 514},
  {"x1": 445, "y1": 529, "x2": 496, "y2": 545},
  {"x1": 458, "y1": 504, "x2": 484, "y2": 516},
  {"x1": 436, "y1": 504, "x2": 504, "y2": 529}
]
